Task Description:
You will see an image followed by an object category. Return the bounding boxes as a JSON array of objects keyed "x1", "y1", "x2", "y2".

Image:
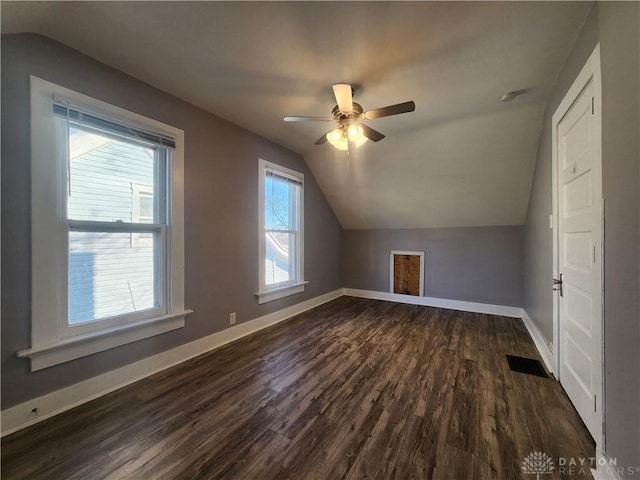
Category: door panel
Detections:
[
  {"x1": 564, "y1": 284, "x2": 593, "y2": 334},
  {"x1": 565, "y1": 333, "x2": 593, "y2": 395},
  {"x1": 562, "y1": 107, "x2": 591, "y2": 168},
  {"x1": 564, "y1": 232, "x2": 592, "y2": 271},
  {"x1": 563, "y1": 172, "x2": 592, "y2": 215}
]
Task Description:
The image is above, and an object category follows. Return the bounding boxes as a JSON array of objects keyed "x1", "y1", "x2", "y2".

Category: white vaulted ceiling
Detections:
[{"x1": 1, "y1": 1, "x2": 593, "y2": 228}]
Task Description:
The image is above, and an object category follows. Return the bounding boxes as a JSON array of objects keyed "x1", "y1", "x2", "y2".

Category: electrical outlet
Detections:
[{"x1": 229, "y1": 312, "x2": 236, "y2": 325}]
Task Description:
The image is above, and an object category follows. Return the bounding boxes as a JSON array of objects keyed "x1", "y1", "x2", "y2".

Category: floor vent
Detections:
[{"x1": 506, "y1": 355, "x2": 549, "y2": 378}]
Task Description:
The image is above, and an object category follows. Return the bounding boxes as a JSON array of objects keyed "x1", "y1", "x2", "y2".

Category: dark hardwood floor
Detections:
[{"x1": 1, "y1": 296, "x2": 594, "y2": 479}]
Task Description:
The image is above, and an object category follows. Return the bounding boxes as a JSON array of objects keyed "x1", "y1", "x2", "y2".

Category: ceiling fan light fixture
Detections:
[
  {"x1": 326, "y1": 125, "x2": 368, "y2": 151},
  {"x1": 326, "y1": 128, "x2": 348, "y2": 150},
  {"x1": 348, "y1": 124, "x2": 368, "y2": 148},
  {"x1": 353, "y1": 136, "x2": 368, "y2": 148},
  {"x1": 285, "y1": 83, "x2": 414, "y2": 149}
]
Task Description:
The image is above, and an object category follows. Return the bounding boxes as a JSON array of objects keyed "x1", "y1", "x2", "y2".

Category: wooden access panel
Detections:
[{"x1": 392, "y1": 253, "x2": 422, "y2": 296}]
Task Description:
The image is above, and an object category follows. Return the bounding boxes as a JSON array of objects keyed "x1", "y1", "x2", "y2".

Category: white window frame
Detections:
[
  {"x1": 131, "y1": 182, "x2": 154, "y2": 248},
  {"x1": 256, "y1": 158, "x2": 306, "y2": 304},
  {"x1": 18, "y1": 76, "x2": 191, "y2": 371}
]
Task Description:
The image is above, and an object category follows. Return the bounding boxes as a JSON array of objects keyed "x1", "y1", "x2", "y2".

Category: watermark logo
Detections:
[
  {"x1": 521, "y1": 451, "x2": 555, "y2": 479},
  {"x1": 521, "y1": 451, "x2": 638, "y2": 477}
]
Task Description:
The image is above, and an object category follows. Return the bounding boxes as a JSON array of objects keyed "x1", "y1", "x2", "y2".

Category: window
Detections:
[
  {"x1": 20, "y1": 76, "x2": 191, "y2": 371},
  {"x1": 257, "y1": 159, "x2": 306, "y2": 304}
]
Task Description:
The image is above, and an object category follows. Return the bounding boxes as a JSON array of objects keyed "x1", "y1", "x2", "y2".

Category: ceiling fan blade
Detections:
[
  {"x1": 362, "y1": 101, "x2": 415, "y2": 120},
  {"x1": 332, "y1": 84, "x2": 353, "y2": 114},
  {"x1": 361, "y1": 124, "x2": 385, "y2": 142},
  {"x1": 284, "y1": 116, "x2": 333, "y2": 122},
  {"x1": 314, "y1": 133, "x2": 329, "y2": 145}
]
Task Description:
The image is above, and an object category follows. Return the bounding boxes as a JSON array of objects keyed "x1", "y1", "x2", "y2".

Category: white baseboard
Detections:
[
  {"x1": 521, "y1": 309, "x2": 555, "y2": 374},
  {"x1": 343, "y1": 288, "x2": 523, "y2": 318},
  {"x1": 1, "y1": 288, "x2": 343, "y2": 437}
]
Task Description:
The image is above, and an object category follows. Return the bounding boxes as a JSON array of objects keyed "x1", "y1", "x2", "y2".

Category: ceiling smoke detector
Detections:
[{"x1": 501, "y1": 88, "x2": 531, "y2": 102}]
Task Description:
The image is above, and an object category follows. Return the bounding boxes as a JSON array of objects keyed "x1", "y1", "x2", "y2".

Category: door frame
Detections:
[
  {"x1": 389, "y1": 250, "x2": 425, "y2": 297},
  {"x1": 551, "y1": 43, "x2": 604, "y2": 447}
]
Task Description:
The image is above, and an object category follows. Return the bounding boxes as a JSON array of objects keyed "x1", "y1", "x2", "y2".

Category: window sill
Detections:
[
  {"x1": 256, "y1": 281, "x2": 308, "y2": 304},
  {"x1": 17, "y1": 310, "x2": 193, "y2": 371}
]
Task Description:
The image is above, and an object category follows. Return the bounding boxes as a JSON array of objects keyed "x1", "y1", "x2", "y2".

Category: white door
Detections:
[{"x1": 553, "y1": 46, "x2": 602, "y2": 443}]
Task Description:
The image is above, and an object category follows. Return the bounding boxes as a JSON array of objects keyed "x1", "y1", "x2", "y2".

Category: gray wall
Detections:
[
  {"x1": 1, "y1": 34, "x2": 343, "y2": 409},
  {"x1": 523, "y1": 2, "x2": 640, "y2": 475},
  {"x1": 523, "y1": 4, "x2": 599, "y2": 343},
  {"x1": 343, "y1": 226, "x2": 523, "y2": 307},
  {"x1": 599, "y1": 2, "x2": 640, "y2": 474}
]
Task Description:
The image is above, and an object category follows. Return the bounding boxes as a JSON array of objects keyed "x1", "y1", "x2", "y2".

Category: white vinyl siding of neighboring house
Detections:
[{"x1": 68, "y1": 138, "x2": 156, "y2": 324}]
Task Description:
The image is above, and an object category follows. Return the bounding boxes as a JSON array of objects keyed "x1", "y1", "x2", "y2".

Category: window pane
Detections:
[
  {"x1": 265, "y1": 175, "x2": 297, "y2": 231},
  {"x1": 67, "y1": 126, "x2": 157, "y2": 223},
  {"x1": 139, "y1": 195, "x2": 154, "y2": 220},
  {"x1": 69, "y1": 231, "x2": 157, "y2": 324},
  {"x1": 265, "y1": 231, "x2": 295, "y2": 285}
]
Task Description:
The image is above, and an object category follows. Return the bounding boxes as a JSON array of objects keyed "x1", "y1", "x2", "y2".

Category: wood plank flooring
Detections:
[{"x1": 1, "y1": 297, "x2": 595, "y2": 479}]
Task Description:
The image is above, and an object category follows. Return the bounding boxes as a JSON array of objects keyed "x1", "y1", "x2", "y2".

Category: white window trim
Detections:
[
  {"x1": 256, "y1": 281, "x2": 309, "y2": 304},
  {"x1": 256, "y1": 158, "x2": 305, "y2": 304},
  {"x1": 18, "y1": 76, "x2": 192, "y2": 371}
]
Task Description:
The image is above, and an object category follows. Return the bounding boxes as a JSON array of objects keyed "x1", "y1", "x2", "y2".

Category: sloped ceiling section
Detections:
[{"x1": 1, "y1": 1, "x2": 593, "y2": 228}]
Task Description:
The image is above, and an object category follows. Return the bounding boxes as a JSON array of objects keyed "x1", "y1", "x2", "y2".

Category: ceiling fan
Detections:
[{"x1": 284, "y1": 84, "x2": 416, "y2": 151}]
